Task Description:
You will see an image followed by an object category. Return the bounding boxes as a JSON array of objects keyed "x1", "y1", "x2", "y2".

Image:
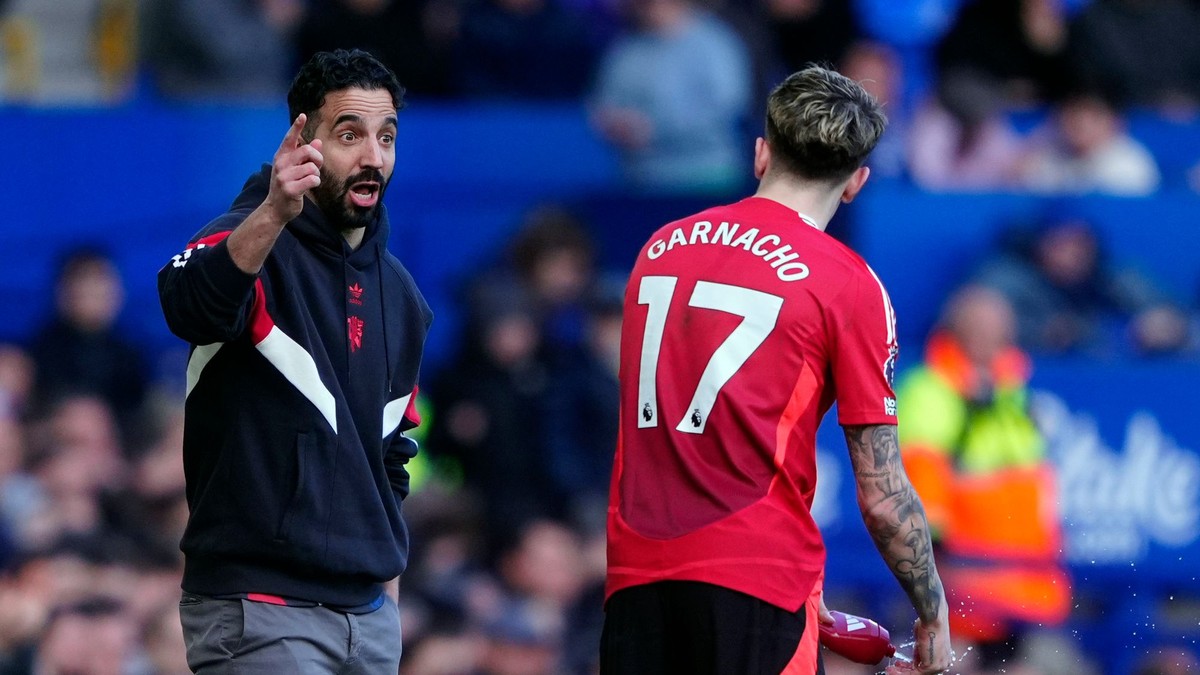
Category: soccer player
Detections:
[{"x1": 601, "y1": 66, "x2": 952, "y2": 675}]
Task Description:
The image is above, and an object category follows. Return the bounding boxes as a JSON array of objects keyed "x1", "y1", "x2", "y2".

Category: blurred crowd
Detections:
[
  {"x1": 2, "y1": 0, "x2": 1200, "y2": 194},
  {"x1": 0, "y1": 210, "x2": 1196, "y2": 675},
  {"x1": 0, "y1": 215, "x2": 616, "y2": 674},
  {"x1": 2, "y1": 0, "x2": 1200, "y2": 674}
]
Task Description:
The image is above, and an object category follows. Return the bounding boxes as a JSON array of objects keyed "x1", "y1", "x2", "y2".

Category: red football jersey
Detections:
[{"x1": 607, "y1": 197, "x2": 899, "y2": 612}]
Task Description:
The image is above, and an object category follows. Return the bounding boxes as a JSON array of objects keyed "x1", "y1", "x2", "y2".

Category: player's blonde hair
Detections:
[{"x1": 765, "y1": 65, "x2": 887, "y2": 184}]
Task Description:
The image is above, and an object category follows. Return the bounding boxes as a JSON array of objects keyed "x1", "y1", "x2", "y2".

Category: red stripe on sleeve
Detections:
[
  {"x1": 249, "y1": 279, "x2": 275, "y2": 344},
  {"x1": 190, "y1": 231, "x2": 234, "y2": 249}
]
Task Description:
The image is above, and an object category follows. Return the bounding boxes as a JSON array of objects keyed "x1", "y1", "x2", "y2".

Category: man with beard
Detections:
[{"x1": 157, "y1": 49, "x2": 432, "y2": 673}]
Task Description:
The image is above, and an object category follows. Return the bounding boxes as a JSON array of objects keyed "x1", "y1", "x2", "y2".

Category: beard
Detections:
[{"x1": 310, "y1": 167, "x2": 389, "y2": 232}]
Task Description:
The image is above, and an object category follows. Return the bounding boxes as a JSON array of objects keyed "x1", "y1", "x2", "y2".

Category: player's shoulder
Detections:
[{"x1": 817, "y1": 234, "x2": 879, "y2": 281}]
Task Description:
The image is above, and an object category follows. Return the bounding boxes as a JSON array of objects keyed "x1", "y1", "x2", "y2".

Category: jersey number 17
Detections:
[{"x1": 635, "y1": 275, "x2": 783, "y2": 435}]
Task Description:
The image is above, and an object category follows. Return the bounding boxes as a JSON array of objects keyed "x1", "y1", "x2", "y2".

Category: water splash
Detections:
[{"x1": 877, "y1": 642, "x2": 965, "y2": 675}]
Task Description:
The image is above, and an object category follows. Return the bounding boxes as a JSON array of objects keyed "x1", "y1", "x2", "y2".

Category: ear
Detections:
[
  {"x1": 753, "y1": 137, "x2": 770, "y2": 180},
  {"x1": 840, "y1": 166, "x2": 871, "y2": 204}
]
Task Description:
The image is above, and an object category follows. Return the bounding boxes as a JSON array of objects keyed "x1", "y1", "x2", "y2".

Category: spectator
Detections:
[
  {"x1": 427, "y1": 281, "x2": 558, "y2": 549},
  {"x1": 296, "y1": 0, "x2": 457, "y2": 98},
  {"x1": 504, "y1": 206, "x2": 598, "y2": 353},
  {"x1": 0, "y1": 0, "x2": 136, "y2": 103},
  {"x1": 907, "y1": 68, "x2": 1026, "y2": 191},
  {"x1": 27, "y1": 248, "x2": 148, "y2": 446},
  {"x1": 936, "y1": 0, "x2": 1073, "y2": 106},
  {"x1": 141, "y1": 0, "x2": 299, "y2": 100},
  {"x1": 591, "y1": 0, "x2": 752, "y2": 193},
  {"x1": 1019, "y1": 90, "x2": 1161, "y2": 195},
  {"x1": 974, "y1": 217, "x2": 1191, "y2": 357},
  {"x1": 896, "y1": 285, "x2": 1070, "y2": 673},
  {"x1": 495, "y1": 520, "x2": 585, "y2": 616},
  {"x1": 841, "y1": 40, "x2": 908, "y2": 180},
  {"x1": 29, "y1": 597, "x2": 139, "y2": 675},
  {"x1": 543, "y1": 277, "x2": 622, "y2": 527},
  {"x1": 456, "y1": 0, "x2": 600, "y2": 99},
  {"x1": 0, "y1": 539, "x2": 118, "y2": 672},
  {"x1": 0, "y1": 346, "x2": 33, "y2": 418},
  {"x1": 476, "y1": 600, "x2": 563, "y2": 675},
  {"x1": 1068, "y1": 0, "x2": 1200, "y2": 110},
  {"x1": 18, "y1": 396, "x2": 126, "y2": 550},
  {"x1": 101, "y1": 399, "x2": 188, "y2": 568},
  {"x1": 760, "y1": 0, "x2": 862, "y2": 75}
]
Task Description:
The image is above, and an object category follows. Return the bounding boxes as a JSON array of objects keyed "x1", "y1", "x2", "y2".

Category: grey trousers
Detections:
[{"x1": 179, "y1": 593, "x2": 402, "y2": 674}]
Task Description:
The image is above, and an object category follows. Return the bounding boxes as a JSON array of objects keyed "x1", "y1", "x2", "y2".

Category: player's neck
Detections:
[{"x1": 753, "y1": 180, "x2": 842, "y2": 232}]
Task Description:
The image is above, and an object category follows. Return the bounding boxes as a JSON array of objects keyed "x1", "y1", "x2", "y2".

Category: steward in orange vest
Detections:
[{"x1": 897, "y1": 286, "x2": 1070, "y2": 661}]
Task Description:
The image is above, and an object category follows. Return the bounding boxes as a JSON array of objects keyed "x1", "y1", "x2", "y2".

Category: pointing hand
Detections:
[{"x1": 265, "y1": 114, "x2": 324, "y2": 224}]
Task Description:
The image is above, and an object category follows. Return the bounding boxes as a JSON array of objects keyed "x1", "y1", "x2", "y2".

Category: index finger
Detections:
[{"x1": 280, "y1": 114, "x2": 307, "y2": 152}]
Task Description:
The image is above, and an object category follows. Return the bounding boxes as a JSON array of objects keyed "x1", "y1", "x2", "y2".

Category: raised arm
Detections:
[
  {"x1": 226, "y1": 113, "x2": 323, "y2": 274},
  {"x1": 157, "y1": 115, "x2": 323, "y2": 344},
  {"x1": 844, "y1": 423, "x2": 952, "y2": 673}
]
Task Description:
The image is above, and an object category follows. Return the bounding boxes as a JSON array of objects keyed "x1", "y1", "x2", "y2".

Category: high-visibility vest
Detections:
[{"x1": 897, "y1": 332, "x2": 1070, "y2": 629}]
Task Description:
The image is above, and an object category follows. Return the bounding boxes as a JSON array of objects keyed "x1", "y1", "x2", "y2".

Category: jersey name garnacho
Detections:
[{"x1": 607, "y1": 196, "x2": 899, "y2": 612}]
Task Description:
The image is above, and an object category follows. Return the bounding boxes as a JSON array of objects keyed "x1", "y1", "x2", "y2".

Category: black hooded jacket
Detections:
[{"x1": 158, "y1": 165, "x2": 432, "y2": 606}]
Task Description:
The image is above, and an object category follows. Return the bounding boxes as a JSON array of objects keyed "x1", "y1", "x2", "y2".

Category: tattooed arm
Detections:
[{"x1": 844, "y1": 424, "x2": 951, "y2": 673}]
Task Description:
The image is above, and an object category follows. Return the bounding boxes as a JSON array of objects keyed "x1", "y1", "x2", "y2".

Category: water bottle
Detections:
[{"x1": 818, "y1": 610, "x2": 897, "y2": 665}]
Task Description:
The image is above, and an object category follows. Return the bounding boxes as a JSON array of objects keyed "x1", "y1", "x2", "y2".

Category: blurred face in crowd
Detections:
[
  {"x1": 58, "y1": 258, "x2": 123, "y2": 333},
  {"x1": 840, "y1": 42, "x2": 901, "y2": 108},
  {"x1": 307, "y1": 87, "x2": 397, "y2": 233},
  {"x1": 530, "y1": 248, "x2": 590, "y2": 307},
  {"x1": 0, "y1": 345, "x2": 34, "y2": 410},
  {"x1": 947, "y1": 288, "x2": 1017, "y2": 368},
  {"x1": 48, "y1": 396, "x2": 123, "y2": 490},
  {"x1": 485, "y1": 313, "x2": 540, "y2": 368},
  {"x1": 1058, "y1": 96, "x2": 1119, "y2": 156},
  {"x1": 1037, "y1": 222, "x2": 1098, "y2": 287},
  {"x1": 0, "y1": 415, "x2": 23, "y2": 477},
  {"x1": 38, "y1": 608, "x2": 137, "y2": 675},
  {"x1": 501, "y1": 521, "x2": 584, "y2": 607}
]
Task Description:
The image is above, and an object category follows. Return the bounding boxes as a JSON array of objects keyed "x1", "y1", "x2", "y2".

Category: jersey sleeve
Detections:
[{"x1": 829, "y1": 265, "x2": 899, "y2": 426}]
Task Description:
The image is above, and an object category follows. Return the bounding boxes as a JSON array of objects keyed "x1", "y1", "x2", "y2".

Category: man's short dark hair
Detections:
[
  {"x1": 765, "y1": 65, "x2": 887, "y2": 184},
  {"x1": 287, "y1": 49, "x2": 406, "y2": 140}
]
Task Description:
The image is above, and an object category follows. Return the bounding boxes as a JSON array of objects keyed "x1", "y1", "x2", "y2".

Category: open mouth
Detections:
[{"x1": 348, "y1": 182, "x2": 380, "y2": 208}]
